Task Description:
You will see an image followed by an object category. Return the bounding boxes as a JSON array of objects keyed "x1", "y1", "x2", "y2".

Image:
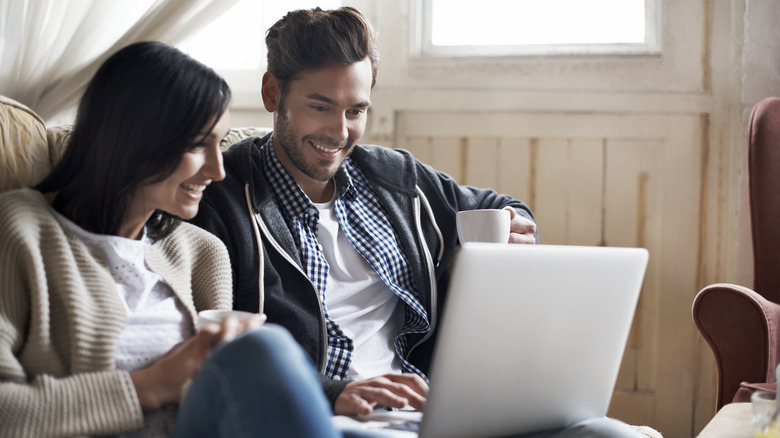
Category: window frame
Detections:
[{"x1": 409, "y1": 0, "x2": 662, "y2": 59}]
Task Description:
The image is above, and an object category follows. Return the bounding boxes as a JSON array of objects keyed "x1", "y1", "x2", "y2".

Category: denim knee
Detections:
[
  {"x1": 209, "y1": 324, "x2": 318, "y2": 384},
  {"x1": 213, "y1": 324, "x2": 301, "y2": 361}
]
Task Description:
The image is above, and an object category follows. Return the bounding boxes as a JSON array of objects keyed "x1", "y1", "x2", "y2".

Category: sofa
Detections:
[{"x1": 0, "y1": 95, "x2": 270, "y2": 192}]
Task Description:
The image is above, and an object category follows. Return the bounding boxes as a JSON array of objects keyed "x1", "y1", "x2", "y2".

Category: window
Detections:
[{"x1": 413, "y1": 0, "x2": 660, "y2": 57}]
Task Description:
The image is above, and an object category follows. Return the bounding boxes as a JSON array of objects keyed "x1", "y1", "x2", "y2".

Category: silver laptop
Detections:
[{"x1": 335, "y1": 243, "x2": 648, "y2": 438}]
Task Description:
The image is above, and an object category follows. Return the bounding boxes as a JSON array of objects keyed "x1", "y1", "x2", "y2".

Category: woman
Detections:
[{"x1": 0, "y1": 41, "x2": 340, "y2": 438}]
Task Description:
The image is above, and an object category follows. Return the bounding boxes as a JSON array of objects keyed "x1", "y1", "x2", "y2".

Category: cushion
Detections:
[
  {"x1": 0, "y1": 92, "x2": 271, "y2": 193},
  {"x1": 0, "y1": 96, "x2": 52, "y2": 191},
  {"x1": 221, "y1": 126, "x2": 271, "y2": 149},
  {"x1": 43, "y1": 125, "x2": 270, "y2": 159},
  {"x1": 46, "y1": 124, "x2": 73, "y2": 167},
  {"x1": 734, "y1": 381, "x2": 777, "y2": 403}
]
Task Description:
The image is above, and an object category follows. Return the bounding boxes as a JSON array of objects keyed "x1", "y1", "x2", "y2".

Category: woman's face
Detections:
[{"x1": 123, "y1": 110, "x2": 230, "y2": 238}]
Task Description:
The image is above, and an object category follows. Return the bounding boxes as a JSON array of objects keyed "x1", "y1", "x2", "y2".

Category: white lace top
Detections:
[{"x1": 53, "y1": 210, "x2": 193, "y2": 437}]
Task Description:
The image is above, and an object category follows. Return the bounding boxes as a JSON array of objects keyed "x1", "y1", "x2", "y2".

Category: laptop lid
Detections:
[{"x1": 418, "y1": 243, "x2": 648, "y2": 438}]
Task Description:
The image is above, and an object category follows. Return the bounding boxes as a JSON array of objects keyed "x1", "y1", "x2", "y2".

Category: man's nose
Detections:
[{"x1": 324, "y1": 112, "x2": 349, "y2": 142}]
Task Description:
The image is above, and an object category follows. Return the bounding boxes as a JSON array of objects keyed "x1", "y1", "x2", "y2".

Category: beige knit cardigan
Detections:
[{"x1": 0, "y1": 189, "x2": 233, "y2": 437}]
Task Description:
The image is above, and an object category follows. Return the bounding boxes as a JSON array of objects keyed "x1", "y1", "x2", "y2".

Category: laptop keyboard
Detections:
[{"x1": 385, "y1": 420, "x2": 421, "y2": 433}]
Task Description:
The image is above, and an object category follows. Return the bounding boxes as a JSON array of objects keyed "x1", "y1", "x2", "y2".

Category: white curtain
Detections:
[{"x1": 0, "y1": 0, "x2": 239, "y2": 123}]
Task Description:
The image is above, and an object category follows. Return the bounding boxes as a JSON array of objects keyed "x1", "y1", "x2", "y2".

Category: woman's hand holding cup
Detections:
[{"x1": 131, "y1": 310, "x2": 266, "y2": 411}]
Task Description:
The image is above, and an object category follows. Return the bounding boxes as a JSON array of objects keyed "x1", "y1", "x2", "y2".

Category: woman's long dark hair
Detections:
[{"x1": 36, "y1": 41, "x2": 231, "y2": 239}]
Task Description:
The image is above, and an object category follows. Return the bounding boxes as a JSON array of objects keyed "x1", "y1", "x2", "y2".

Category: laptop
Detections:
[{"x1": 333, "y1": 243, "x2": 649, "y2": 438}]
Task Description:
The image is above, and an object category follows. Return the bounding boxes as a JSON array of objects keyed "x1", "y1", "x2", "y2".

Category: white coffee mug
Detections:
[
  {"x1": 456, "y1": 209, "x2": 511, "y2": 244},
  {"x1": 197, "y1": 309, "x2": 255, "y2": 331}
]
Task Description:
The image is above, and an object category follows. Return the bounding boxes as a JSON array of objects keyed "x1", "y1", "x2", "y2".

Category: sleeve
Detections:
[
  {"x1": 189, "y1": 177, "x2": 266, "y2": 313},
  {"x1": 415, "y1": 159, "x2": 537, "y2": 234},
  {"x1": 0, "y1": 373, "x2": 143, "y2": 437},
  {"x1": 320, "y1": 374, "x2": 351, "y2": 408},
  {"x1": 0, "y1": 219, "x2": 143, "y2": 437},
  {"x1": 187, "y1": 224, "x2": 234, "y2": 312},
  {"x1": 190, "y1": 193, "x2": 241, "y2": 293}
]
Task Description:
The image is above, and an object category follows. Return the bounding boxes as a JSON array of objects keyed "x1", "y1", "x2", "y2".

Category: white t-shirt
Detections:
[{"x1": 314, "y1": 198, "x2": 404, "y2": 380}]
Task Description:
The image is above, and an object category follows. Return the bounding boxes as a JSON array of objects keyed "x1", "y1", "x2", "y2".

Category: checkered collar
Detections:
[{"x1": 260, "y1": 135, "x2": 357, "y2": 221}]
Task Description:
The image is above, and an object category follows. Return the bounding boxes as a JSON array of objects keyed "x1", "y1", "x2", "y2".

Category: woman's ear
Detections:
[{"x1": 261, "y1": 72, "x2": 280, "y2": 112}]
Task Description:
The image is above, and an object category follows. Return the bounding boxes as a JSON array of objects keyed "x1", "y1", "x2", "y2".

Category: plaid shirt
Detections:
[{"x1": 261, "y1": 139, "x2": 431, "y2": 380}]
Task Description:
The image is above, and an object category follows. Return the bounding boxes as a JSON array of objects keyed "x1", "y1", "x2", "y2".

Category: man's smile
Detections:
[
  {"x1": 307, "y1": 140, "x2": 347, "y2": 155},
  {"x1": 310, "y1": 140, "x2": 343, "y2": 154}
]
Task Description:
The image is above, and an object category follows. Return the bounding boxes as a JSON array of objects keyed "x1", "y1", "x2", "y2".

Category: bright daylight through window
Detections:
[
  {"x1": 177, "y1": 0, "x2": 341, "y2": 105},
  {"x1": 420, "y1": 0, "x2": 657, "y2": 57},
  {"x1": 179, "y1": 0, "x2": 341, "y2": 71}
]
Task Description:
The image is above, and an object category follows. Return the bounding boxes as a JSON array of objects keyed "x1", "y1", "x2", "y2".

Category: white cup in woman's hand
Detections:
[{"x1": 197, "y1": 309, "x2": 256, "y2": 331}]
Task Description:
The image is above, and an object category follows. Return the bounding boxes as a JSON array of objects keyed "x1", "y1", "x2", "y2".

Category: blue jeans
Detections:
[
  {"x1": 172, "y1": 325, "x2": 643, "y2": 438},
  {"x1": 173, "y1": 324, "x2": 341, "y2": 438}
]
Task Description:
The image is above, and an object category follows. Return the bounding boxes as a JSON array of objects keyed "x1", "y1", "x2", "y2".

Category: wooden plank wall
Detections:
[{"x1": 362, "y1": 109, "x2": 704, "y2": 437}]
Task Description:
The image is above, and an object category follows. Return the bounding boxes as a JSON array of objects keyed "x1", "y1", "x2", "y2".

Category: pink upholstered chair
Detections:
[{"x1": 693, "y1": 97, "x2": 780, "y2": 411}]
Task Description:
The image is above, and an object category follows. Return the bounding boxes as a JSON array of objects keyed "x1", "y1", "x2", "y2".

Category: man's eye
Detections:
[{"x1": 312, "y1": 105, "x2": 328, "y2": 112}]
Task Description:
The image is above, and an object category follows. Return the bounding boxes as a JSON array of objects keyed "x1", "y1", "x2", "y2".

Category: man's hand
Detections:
[
  {"x1": 334, "y1": 373, "x2": 429, "y2": 416},
  {"x1": 503, "y1": 207, "x2": 536, "y2": 244}
]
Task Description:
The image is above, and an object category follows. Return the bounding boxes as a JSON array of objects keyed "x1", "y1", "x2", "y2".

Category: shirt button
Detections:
[
  {"x1": 316, "y1": 243, "x2": 323, "y2": 252},
  {"x1": 333, "y1": 375, "x2": 341, "y2": 381}
]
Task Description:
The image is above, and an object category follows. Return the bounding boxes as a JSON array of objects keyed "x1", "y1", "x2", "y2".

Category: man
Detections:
[{"x1": 192, "y1": 7, "x2": 644, "y2": 437}]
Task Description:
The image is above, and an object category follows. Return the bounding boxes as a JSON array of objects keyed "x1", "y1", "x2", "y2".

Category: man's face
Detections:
[{"x1": 269, "y1": 59, "x2": 373, "y2": 192}]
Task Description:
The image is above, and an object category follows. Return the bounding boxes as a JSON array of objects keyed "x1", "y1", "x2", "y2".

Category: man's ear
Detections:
[{"x1": 261, "y1": 72, "x2": 281, "y2": 112}]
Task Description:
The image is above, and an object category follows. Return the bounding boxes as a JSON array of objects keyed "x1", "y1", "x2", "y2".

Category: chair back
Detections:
[{"x1": 748, "y1": 97, "x2": 780, "y2": 300}]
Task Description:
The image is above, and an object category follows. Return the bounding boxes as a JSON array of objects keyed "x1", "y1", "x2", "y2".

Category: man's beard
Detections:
[{"x1": 274, "y1": 105, "x2": 356, "y2": 183}]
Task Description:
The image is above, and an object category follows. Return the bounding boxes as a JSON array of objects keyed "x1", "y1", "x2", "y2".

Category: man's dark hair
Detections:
[
  {"x1": 265, "y1": 6, "x2": 379, "y2": 95},
  {"x1": 36, "y1": 41, "x2": 231, "y2": 239}
]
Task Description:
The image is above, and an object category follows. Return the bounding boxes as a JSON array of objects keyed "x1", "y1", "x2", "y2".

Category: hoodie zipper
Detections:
[
  {"x1": 245, "y1": 184, "x2": 329, "y2": 373},
  {"x1": 407, "y1": 193, "x2": 438, "y2": 357}
]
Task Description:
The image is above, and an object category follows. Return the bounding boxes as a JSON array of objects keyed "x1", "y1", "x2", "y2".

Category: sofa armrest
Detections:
[{"x1": 693, "y1": 283, "x2": 780, "y2": 410}]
